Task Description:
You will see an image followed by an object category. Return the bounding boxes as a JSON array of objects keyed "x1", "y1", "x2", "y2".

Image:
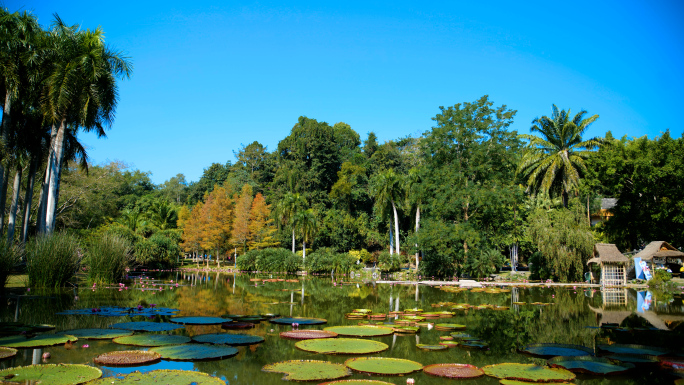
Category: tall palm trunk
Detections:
[
  {"x1": 45, "y1": 120, "x2": 67, "y2": 234},
  {"x1": 414, "y1": 206, "x2": 420, "y2": 271},
  {"x1": 302, "y1": 241, "x2": 306, "y2": 262},
  {"x1": 389, "y1": 225, "x2": 394, "y2": 255},
  {"x1": 7, "y1": 165, "x2": 22, "y2": 242},
  {"x1": 21, "y1": 156, "x2": 38, "y2": 243},
  {"x1": 0, "y1": 93, "x2": 11, "y2": 217},
  {"x1": 37, "y1": 126, "x2": 57, "y2": 234},
  {"x1": 0, "y1": 164, "x2": 10, "y2": 235},
  {"x1": 291, "y1": 228, "x2": 295, "y2": 254},
  {"x1": 392, "y1": 200, "x2": 400, "y2": 255}
]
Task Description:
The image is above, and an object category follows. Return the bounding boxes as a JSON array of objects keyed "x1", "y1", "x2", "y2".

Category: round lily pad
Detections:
[
  {"x1": 605, "y1": 354, "x2": 659, "y2": 364},
  {"x1": 0, "y1": 347, "x2": 17, "y2": 360},
  {"x1": 450, "y1": 332, "x2": 473, "y2": 339},
  {"x1": 296, "y1": 338, "x2": 388, "y2": 355},
  {"x1": 0, "y1": 364, "x2": 102, "y2": 385},
  {"x1": 548, "y1": 356, "x2": 634, "y2": 375},
  {"x1": 521, "y1": 343, "x2": 592, "y2": 358},
  {"x1": 150, "y1": 344, "x2": 238, "y2": 361},
  {"x1": 0, "y1": 334, "x2": 77, "y2": 348},
  {"x1": 263, "y1": 360, "x2": 352, "y2": 381},
  {"x1": 222, "y1": 322, "x2": 256, "y2": 330},
  {"x1": 423, "y1": 363, "x2": 484, "y2": 379},
  {"x1": 459, "y1": 340, "x2": 489, "y2": 349},
  {"x1": 323, "y1": 326, "x2": 393, "y2": 337},
  {"x1": 597, "y1": 344, "x2": 669, "y2": 356},
  {"x1": 280, "y1": 330, "x2": 339, "y2": 340},
  {"x1": 87, "y1": 369, "x2": 224, "y2": 384},
  {"x1": 417, "y1": 344, "x2": 447, "y2": 351},
  {"x1": 169, "y1": 316, "x2": 229, "y2": 325},
  {"x1": 499, "y1": 381, "x2": 574, "y2": 385},
  {"x1": 482, "y1": 363, "x2": 575, "y2": 382},
  {"x1": 345, "y1": 357, "x2": 423, "y2": 375},
  {"x1": 193, "y1": 333, "x2": 264, "y2": 346},
  {"x1": 318, "y1": 381, "x2": 395, "y2": 385},
  {"x1": 58, "y1": 328, "x2": 133, "y2": 340},
  {"x1": 439, "y1": 341, "x2": 459, "y2": 348},
  {"x1": 113, "y1": 334, "x2": 191, "y2": 347},
  {"x1": 270, "y1": 317, "x2": 327, "y2": 325},
  {"x1": 434, "y1": 323, "x2": 466, "y2": 331},
  {"x1": 109, "y1": 321, "x2": 183, "y2": 332},
  {"x1": 93, "y1": 350, "x2": 161, "y2": 366},
  {"x1": 392, "y1": 326, "x2": 419, "y2": 334}
]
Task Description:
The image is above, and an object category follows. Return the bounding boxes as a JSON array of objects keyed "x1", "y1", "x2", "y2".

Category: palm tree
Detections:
[
  {"x1": 518, "y1": 105, "x2": 601, "y2": 207},
  {"x1": 40, "y1": 16, "x2": 132, "y2": 234},
  {"x1": 148, "y1": 199, "x2": 178, "y2": 230},
  {"x1": 294, "y1": 209, "x2": 316, "y2": 262},
  {"x1": 275, "y1": 192, "x2": 307, "y2": 253},
  {"x1": 371, "y1": 169, "x2": 403, "y2": 256},
  {"x1": 406, "y1": 168, "x2": 423, "y2": 270}
]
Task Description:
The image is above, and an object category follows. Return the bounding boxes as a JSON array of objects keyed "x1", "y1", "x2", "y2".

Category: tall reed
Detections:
[
  {"x1": 26, "y1": 232, "x2": 81, "y2": 288},
  {"x1": 85, "y1": 234, "x2": 132, "y2": 283},
  {"x1": 0, "y1": 238, "x2": 23, "y2": 289}
]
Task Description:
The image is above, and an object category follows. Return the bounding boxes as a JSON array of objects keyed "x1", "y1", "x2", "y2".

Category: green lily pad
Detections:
[
  {"x1": 222, "y1": 322, "x2": 256, "y2": 330},
  {"x1": 0, "y1": 334, "x2": 77, "y2": 348},
  {"x1": 27, "y1": 324, "x2": 56, "y2": 332},
  {"x1": 450, "y1": 332, "x2": 473, "y2": 339},
  {"x1": 482, "y1": 363, "x2": 575, "y2": 382},
  {"x1": 93, "y1": 350, "x2": 161, "y2": 366},
  {"x1": 295, "y1": 338, "x2": 388, "y2": 354},
  {"x1": 344, "y1": 357, "x2": 423, "y2": 375},
  {"x1": 499, "y1": 381, "x2": 575, "y2": 385},
  {"x1": 548, "y1": 356, "x2": 634, "y2": 375},
  {"x1": 605, "y1": 354, "x2": 659, "y2": 364},
  {"x1": 280, "y1": 330, "x2": 339, "y2": 340},
  {"x1": 87, "y1": 369, "x2": 224, "y2": 384},
  {"x1": 521, "y1": 343, "x2": 592, "y2": 357},
  {"x1": 416, "y1": 344, "x2": 447, "y2": 351},
  {"x1": 58, "y1": 328, "x2": 133, "y2": 340},
  {"x1": 263, "y1": 360, "x2": 352, "y2": 381},
  {"x1": 150, "y1": 344, "x2": 239, "y2": 361},
  {"x1": 318, "y1": 381, "x2": 395, "y2": 385},
  {"x1": 597, "y1": 344, "x2": 669, "y2": 356},
  {"x1": 459, "y1": 340, "x2": 489, "y2": 349},
  {"x1": 392, "y1": 326, "x2": 419, "y2": 334},
  {"x1": 439, "y1": 341, "x2": 459, "y2": 347},
  {"x1": 193, "y1": 333, "x2": 265, "y2": 346},
  {"x1": 0, "y1": 346, "x2": 17, "y2": 360},
  {"x1": 323, "y1": 326, "x2": 393, "y2": 337},
  {"x1": 0, "y1": 364, "x2": 102, "y2": 385},
  {"x1": 169, "y1": 316, "x2": 229, "y2": 325},
  {"x1": 113, "y1": 334, "x2": 191, "y2": 347},
  {"x1": 423, "y1": 363, "x2": 484, "y2": 379},
  {"x1": 109, "y1": 321, "x2": 183, "y2": 332},
  {"x1": 434, "y1": 323, "x2": 466, "y2": 331},
  {"x1": 270, "y1": 317, "x2": 327, "y2": 325}
]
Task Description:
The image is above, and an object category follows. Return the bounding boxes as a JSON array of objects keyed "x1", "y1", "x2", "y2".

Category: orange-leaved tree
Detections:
[
  {"x1": 231, "y1": 184, "x2": 253, "y2": 254},
  {"x1": 248, "y1": 192, "x2": 278, "y2": 250},
  {"x1": 199, "y1": 185, "x2": 234, "y2": 267}
]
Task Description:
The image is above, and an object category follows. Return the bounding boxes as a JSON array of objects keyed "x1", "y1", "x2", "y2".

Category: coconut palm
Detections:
[
  {"x1": 371, "y1": 169, "x2": 403, "y2": 256},
  {"x1": 275, "y1": 192, "x2": 307, "y2": 253},
  {"x1": 406, "y1": 168, "x2": 424, "y2": 270},
  {"x1": 294, "y1": 209, "x2": 316, "y2": 262},
  {"x1": 148, "y1": 199, "x2": 178, "y2": 230},
  {"x1": 518, "y1": 105, "x2": 601, "y2": 207}
]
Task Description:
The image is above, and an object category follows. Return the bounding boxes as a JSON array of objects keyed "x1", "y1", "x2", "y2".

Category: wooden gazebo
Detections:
[
  {"x1": 634, "y1": 241, "x2": 684, "y2": 268},
  {"x1": 587, "y1": 243, "x2": 628, "y2": 286}
]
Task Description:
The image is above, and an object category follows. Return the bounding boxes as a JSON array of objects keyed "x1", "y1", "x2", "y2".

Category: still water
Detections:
[{"x1": 1, "y1": 271, "x2": 682, "y2": 384}]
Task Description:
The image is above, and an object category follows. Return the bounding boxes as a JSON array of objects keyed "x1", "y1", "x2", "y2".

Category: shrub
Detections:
[
  {"x1": 99, "y1": 224, "x2": 142, "y2": 247},
  {"x1": 305, "y1": 248, "x2": 361, "y2": 275},
  {"x1": 377, "y1": 251, "x2": 405, "y2": 273},
  {"x1": 26, "y1": 232, "x2": 81, "y2": 288},
  {"x1": 134, "y1": 233, "x2": 180, "y2": 268},
  {"x1": 236, "y1": 250, "x2": 258, "y2": 271},
  {"x1": 349, "y1": 249, "x2": 371, "y2": 264},
  {"x1": 465, "y1": 249, "x2": 506, "y2": 279},
  {"x1": 84, "y1": 234, "x2": 132, "y2": 283},
  {"x1": 0, "y1": 239, "x2": 23, "y2": 289},
  {"x1": 255, "y1": 248, "x2": 301, "y2": 274}
]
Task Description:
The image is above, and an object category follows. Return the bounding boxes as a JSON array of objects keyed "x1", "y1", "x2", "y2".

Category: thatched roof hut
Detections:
[
  {"x1": 634, "y1": 241, "x2": 684, "y2": 262},
  {"x1": 587, "y1": 243, "x2": 628, "y2": 286}
]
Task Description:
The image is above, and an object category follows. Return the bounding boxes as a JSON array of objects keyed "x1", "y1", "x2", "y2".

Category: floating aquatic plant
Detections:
[
  {"x1": 0, "y1": 364, "x2": 102, "y2": 385},
  {"x1": 482, "y1": 363, "x2": 575, "y2": 382},
  {"x1": 280, "y1": 330, "x2": 338, "y2": 340},
  {"x1": 109, "y1": 321, "x2": 183, "y2": 332},
  {"x1": 192, "y1": 333, "x2": 264, "y2": 346},
  {"x1": 423, "y1": 363, "x2": 484, "y2": 379},
  {"x1": 150, "y1": 344, "x2": 239, "y2": 361},
  {"x1": 58, "y1": 328, "x2": 133, "y2": 340},
  {"x1": 344, "y1": 357, "x2": 423, "y2": 376},
  {"x1": 270, "y1": 317, "x2": 327, "y2": 325},
  {"x1": 262, "y1": 360, "x2": 352, "y2": 381},
  {"x1": 295, "y1": 338, "x2": 388, "y2": 355},
  {"x1": 112, "y1": 334, "x2": 191, "y2": 347},
  {"x1": 87, "y1": 369, "x2": 225, "y2": 384},
  {"x1": 520, "y1": 343, "x2": 592, "y2": 358},
  {"x1": 93, "y1": 350, "x2": 161, "y2": 366},
  {"x1": 547, "y1": 356, "x2": 634, "y2": 375},
  {"x1": 0, "y1": 334, "x2": 77, "y2": 348},
  {"x1": 169, "y1": 316, "x2": 229, "y2": 325},
  {"x1": 323, "y1": 326, "x2": 393, "y2": 337}
]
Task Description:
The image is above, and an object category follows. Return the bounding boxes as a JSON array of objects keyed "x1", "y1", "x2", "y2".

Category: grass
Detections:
[
  {"x1": 84, "y1": 234, "x2": 131, "y2": 283},
  {"x1": 26, "y1": 232, "x2": 81, "y2": 288},
  {"x1": 0, "y1": 238, "x2": 23, "y2": 289}
]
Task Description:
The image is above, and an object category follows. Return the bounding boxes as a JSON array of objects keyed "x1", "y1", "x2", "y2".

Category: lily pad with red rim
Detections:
[
  {"x1": 0, "y1": 334, "x2": 77, "y2": 348},
  {"x1": 87, "y1": 369, "x2": 224, "y2": 384},
  {"x1": 112, "y1": 334, "x2": 191, "y2": 347},
  {"x1": 499, "y1": 381, "x2": 575, "y2": 385},
  {"x1": 323, "y1": 326, "x2": 393, "y2": 337},
  {"x1": 520, "y1": 343, "x2": 593, "y2": 358},
  {"x1": 58, "y1": 328, "x2": 133, "y2": 340},
  {"x1": 263, "y1": 360, "x2": 352, "y2": 381},
  {"x1": 109, "y1": 321, "x2": 183, "y2": 332},
  {"x1": 606, "y1": 354, "x2": 659, "y2": 364},
  {"x1": 93, "y1": 350, "x2": 161, "y2": 366},
  {"x1": 318, "y1": 381, "x2": 395, "y2": 385},
  {"x1": 547, "y1": 356, "x2": 634, "y2": 375},
  {"x1": 169, "y1": 316, "x2": 229, "y2": 325},
  {"x1": 280, "y1": 330, "x2": 339, "y2": 340},
  {"x1": 270, "y1": 317, "x2": 327, "y2": 325},
  {"x1": 295, "y1": 338, "x2": 388, "y2": 354},
  {"x1": 192, "y1": 333, "x2": 264, "y2": 346},
  {"x1": 439, "y1": 341, "x2": 459, "y2": 348},
  {"x1": 344, "y1": 357, "x2": 423, "y2": 375},
  {"x1": 482, "y1": 363, "x2": 575, "y2": 382},
  {"x1": 0, "y1": 364, "x2": 102, "y2": 385},
  {"x1": 417, "y1": 344, "x2": 448, "y2": 351},
  {"x1": 597, "y1": 344, "x2": 669, "y2": 356},
  {"x1": 0, "y1": 347, "x2": 17, "y2": 360},
  {"x1": 434, "y1": 323, "x2": 466, "y2": 331},
  {"x1": 423, "y1": 363, "x2": 484, "y2": 379},
  {"x1": 150, "y1": 344, "x2": 239, "y2": 361}
]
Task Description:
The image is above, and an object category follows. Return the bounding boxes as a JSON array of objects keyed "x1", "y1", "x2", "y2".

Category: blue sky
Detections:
[{"x1": 9, "y1": 0, "x2": 684, "y2": 184}]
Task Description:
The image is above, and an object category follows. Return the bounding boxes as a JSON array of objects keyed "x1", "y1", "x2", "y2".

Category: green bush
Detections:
[
  {"x1": 305, "y1": 248, "x2": 361, "y2": 274},
  {"x1": 465, "y1": 248, "x2": 506, "y2": 279},
  {"x1": 134, "y1": 233, "x2": 180, "y2": 268},
  {"x1": 236, "y1": 250, "x2": 258, "y2": 271},
  {"x1": 99, "y1": 224, "x2": 142, "y2": 247},
  {"x1": 349, "y1": 249, "x2": 371, "y2": 264},
  {"x1": 529, "y1": 251, "x2": 552, "y2": 281},
  {"x1": 84, "y1": 234, "x2": 132, "y2": 283},
  {"x1": 26, "y1": 232, "x2": 81, "y2": 288},
  {"x1": 0, "y1": 239, "x2": 23, "y2": 289},
  {"x1": 377, "y1": 251, "x2": 405, "y2": 273},
  {"x1": 255, "y1": 248, "x2": 301, "y2": 274}
]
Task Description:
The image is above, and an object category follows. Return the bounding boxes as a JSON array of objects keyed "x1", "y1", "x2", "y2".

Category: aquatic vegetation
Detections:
[
  {"x1": 547, "y1": 356, "x2": 634, "y2": 375},
  {"x1": 57, "y1": 328, "x2": 132, "y2": 339},
  {"x1": 344, "y1": 357, "x2": 423, "y2": 375},
  {"x1": 0, "y1": 334, "x2": 77, "y2": 348},
  {"x1": 168, "y1": 316, "x2": 228, "y2": 325},
  {"x1": 0, "y1": 346, "x2": 17, "y2": 360},
  {"x1": 192, "y1": 333, "x2": 264, "y2": 346},
  {"x1": 416, "y1": 344, "x2": 447, "y2": 351},
  {"x1": 93, "y1": 350, "x2": 161, "y2": 366},
  {"x1": 295, "y1": 338, "x2": 388, "y2": 354},
  {"x1": 520, "y1": 343, "x2": 592, "y2": 357},
  {"x1": 270, "y1": 317, "x2": 327, "y2": 325},
  {"x1": 87, "y1": 369, "x2": 225, "y2": 384},
  {"x1": 109, "y1": 321, "x2": 183, "y2": 332},
  {"x1": 280, "y1": 330, "x2": 338, "y2": 340},
  {"x1": 597, "y1": 344, "x2": 669, "y2": 356},
  {"x1": 26, "y1": 232, "x2": 80, "y2": 288},
  {"x1": 482, "y1": 363, "x2": 575, "y2": 382},
  {"x1": 112, "y1": 334, "x2": 191, "y2": 347},
  {"x1": 262, "y1": 360, "x2": 352, "y2": 381},
  {"x1": 423, "y1": 363, "x2": 484, "y2": 379},
  {"x1": 0, "y1": 364, "x2": 102, "y2": 385},
  {"x1": 150, "y1": 344, "x2": 239, "y2": 361},
  {"x1": 323, "y1": 325, "x2": 393, "y2": 337}
]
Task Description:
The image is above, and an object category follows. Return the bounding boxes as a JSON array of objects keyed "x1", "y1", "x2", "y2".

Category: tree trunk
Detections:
[
  {"x1": 37, "y1": 124, "x2": 58, "y2": 234},
  {"x1": 302, "y1": 241, "x2": 306, "y2": 262},
  {"x1": 291, "y1": 228, "x2": 295, "y2": 254},
  {"x1": 392, "y1": 201, "x2": 400, "y2": 255},
  {"x1": 587, "y1": 194, "x2": 591, "y2": 224},
  {"x1": 45, "y1": 120, "x2": 67, "y2": 234},
  {"x1": 7, "y1": 165, "x2": 22, "y2": 242},
  {"x1": 0, "y1": 163, "x2": 11, "y2": 235},
  {"x1": 389, "y1": 225, "x2": 393, "y2": 255},
  {"x1": 21, "y1": 156, "x2": 38, "y2": 243},
  {"x1": 562, "y1": 190, "x2": 569, "y2": 208},
  {"x1": 0, "y1": 92, "x2": 11, "y2": 216},
  {"x1": 415, "y1": 206, "x2": 420, "y2": 271}
]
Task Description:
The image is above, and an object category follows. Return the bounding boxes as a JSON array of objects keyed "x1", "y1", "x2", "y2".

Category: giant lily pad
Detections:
[
  {"x1": 281, "y1": 330, "x2": 339, "y2": 340},
  {"x1": 109, "y1": 321, "x2": 183, "y2": 332},
  {"x1": 323, "y1": 326, "x2": 393, "y2": 337},
  {"x1": 417, "y1": 344, "x2": 447, "y2": 351},
  {"x1": 150, "y1": 344, "x2": 239, "y2": 361},
  {"x1": 521, "y1": 343, "x2": 593, "y2": 358},
  {"x1": 57, "y1": 306, "x2": 179, "y2": 317},
  {"x1": 548, "y1": 356, "x2": 634, "y2": 375},
  {"x1": 169, "y1": 316, "x2": 229, "y2": 325},
  {"x1": 263, "y1": 360, "x2": 352, "y2": 381},
  {"x1": 270, "y1": 317, "x2": 327, "y2": 325},
  {"x1": 296, "y1": 338, "x2": 388, "y2": 354},
  {"x1": 499, "y1": 381, "x2": 575, "y2": 385},
  {"x1": 58, "y1": 328, "x2": 133, "y2": 340},
  {"x1": 113, "y1": 334, "x2": 191, "y2": 347},
  {"x1": 434, "y1": 323, "x2": 466, "y2": 331},
  {"x1": 597, "y1": 344, "x2": 669, "y2": 356},
  {"x1": 423, "y1": 363, "x2": 484, "y2": 379},
  {"x1": 193, "y1": 333, "x2": 264, "y2": 346},
  {"x1": 606, "y1": 354, "x2": 659, "y2": 364},
  {"x1": 459, "y1": 340, "x2": 489, "y2": 349},
  {"x1": 93, "y1": 350, "x2": 161, "y2": 366},
  {"x1": 0, "y1": 347, "x2": 17, "y2": 360},
  {"x1": 318, "y1": 381, "x2": 395, "y2": 385},
  {"x1": 222, "y1": 322, "x2": 256, "y2": 330},
  {"x1": 0, "y1": 364, "x2": 102, "y2": 385},
  {"x1": 0, "y1": 334, "x2": 77, "y2": 348},
  {"x1": 87, "y1": 369, "x2": 224, "y2": 384},
  {"x1": 344, "y1": 357, "x2": 423, "y2": 375},
  {"x1": 482, "y1": 363, "x2": 575, "y2": 382}
]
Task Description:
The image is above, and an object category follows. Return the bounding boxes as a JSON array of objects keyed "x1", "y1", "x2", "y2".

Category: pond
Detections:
[{"x1": 1, "y1": 271, "x2": 682, "y2": 384}]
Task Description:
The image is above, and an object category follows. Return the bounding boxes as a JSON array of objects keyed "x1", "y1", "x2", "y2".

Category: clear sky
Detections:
[{"x1": 8, "y1": 0, "x2": 684, "y2": 184}]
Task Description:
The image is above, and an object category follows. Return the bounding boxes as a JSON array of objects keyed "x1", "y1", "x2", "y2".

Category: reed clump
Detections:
[
  {"x1": 0, "y1": 239, "x2": 23, "y2": 289},
  {"x1": 84, "y1": 233, "x2": 132, "y2": 283},
  {"x1": 26, "y1": 232, "x2": 81, "y2": 287}
]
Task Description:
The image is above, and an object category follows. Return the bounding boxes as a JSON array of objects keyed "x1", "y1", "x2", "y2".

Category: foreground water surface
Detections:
[{"x1": 1, "y1": 271, "x2": 683, "y2": 384}]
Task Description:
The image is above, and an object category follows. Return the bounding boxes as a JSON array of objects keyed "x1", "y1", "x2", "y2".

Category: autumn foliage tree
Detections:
[
  {"x1": 231, "y1": 184, "x2": 254, "y2": 254},
  {"x1": 248, "y1": 193, "x2": 278, "y2": 250}
]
